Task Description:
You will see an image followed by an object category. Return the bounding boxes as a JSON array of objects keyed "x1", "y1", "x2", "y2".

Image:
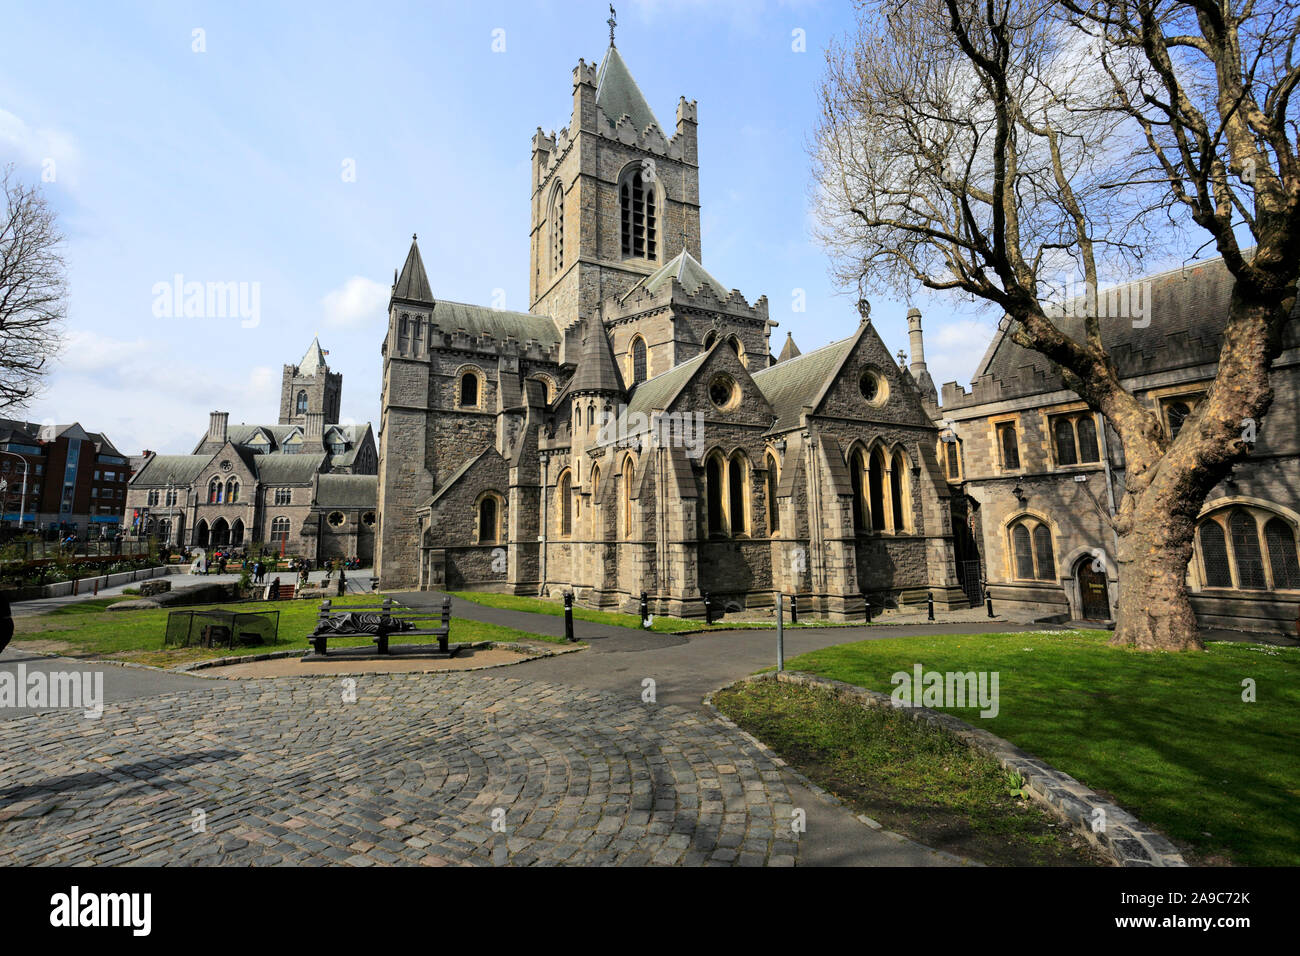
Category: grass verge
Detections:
[
  {"x1": 714, "y1": 679, "x2": 1106, "y2": 865},
  {"x1": 766, "y1": 630, "x2": 1299, "y2": 866}
]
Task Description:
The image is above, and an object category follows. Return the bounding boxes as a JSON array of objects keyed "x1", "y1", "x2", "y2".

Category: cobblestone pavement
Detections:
[{"x1": 0, "y1": 673, "x2": 804, "y2": 866}]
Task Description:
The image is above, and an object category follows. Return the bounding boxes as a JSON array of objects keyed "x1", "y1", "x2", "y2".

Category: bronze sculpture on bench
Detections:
[{"x1": 308, "y1": 596, "x2": 459, "y2": 659}]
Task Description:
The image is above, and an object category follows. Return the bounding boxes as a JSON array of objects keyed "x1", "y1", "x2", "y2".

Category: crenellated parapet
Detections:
[{"x1": 604, "y1": 275, "x2": 768, "y2": 328}]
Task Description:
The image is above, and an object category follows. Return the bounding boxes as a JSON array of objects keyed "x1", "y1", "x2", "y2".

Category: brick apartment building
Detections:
[{"x1": 0, "y1": 419, "x2": 132, "y2": 537}]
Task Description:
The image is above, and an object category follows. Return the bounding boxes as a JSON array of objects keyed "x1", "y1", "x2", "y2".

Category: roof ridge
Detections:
[{"x1": 752, "y1": 333, "x2": 854, "y2": 378}]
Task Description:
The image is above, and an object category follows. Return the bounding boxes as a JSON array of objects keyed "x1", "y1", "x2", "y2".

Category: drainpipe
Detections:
[
  {"x1": 538, "y1": 452, "x2": 549, "y2": 595},
  {"x1": 1097, "y1": 412, "x2": 1121, "y2": 560}
]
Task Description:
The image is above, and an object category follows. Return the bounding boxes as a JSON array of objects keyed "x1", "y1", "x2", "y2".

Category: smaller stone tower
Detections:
[{"x1": 279, "y1": 337, "x2": 343, "y2": 426}]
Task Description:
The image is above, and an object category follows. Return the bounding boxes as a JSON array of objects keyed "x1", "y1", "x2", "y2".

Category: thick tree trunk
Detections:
[{"x1": 1110, "y1": 484, "x2": 1204, "y2": 652}]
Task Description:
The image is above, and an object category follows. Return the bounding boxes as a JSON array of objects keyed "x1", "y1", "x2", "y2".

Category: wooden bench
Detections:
[{"x1": 308, "y1": 596, "x2": 458, "y2": 658}]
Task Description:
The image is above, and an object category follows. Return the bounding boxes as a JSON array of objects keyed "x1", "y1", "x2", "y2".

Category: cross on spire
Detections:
[{"x1": 608, "y1": 5, "x2": 617, "y2": 46}]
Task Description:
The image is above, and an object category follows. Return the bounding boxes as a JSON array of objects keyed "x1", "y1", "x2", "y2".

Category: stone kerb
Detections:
[{"x1": 722, "y1": 671, "x2": 1187, "y2": 867}]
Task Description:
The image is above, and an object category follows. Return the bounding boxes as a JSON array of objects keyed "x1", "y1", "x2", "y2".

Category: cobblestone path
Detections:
[{"x1": 0, "y1": 673, "x2": 801, "y2": 866}]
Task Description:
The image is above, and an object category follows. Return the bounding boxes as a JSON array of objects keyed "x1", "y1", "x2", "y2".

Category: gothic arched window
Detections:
[
  {"x1": 1009, "y1": 516, "x2": 1055, "y2": 581},
  {"x1": 630, "y1": 336, "x2": 647, "y2": 385},
  {"x1": 868, "y1": 449, "x2": 887, "y2": 532},
  {"x1": 557, "y1": 470, "x2": 573, "y2": 537},
  {"x1": 208, "y1": 478, "x2": 222, "y2": 504},
  {"x1": 620, "y1": 167, "x2": 657, "y2": 260},
  {"x1": 766, "y1": 452, "x2": 780, "y2": 535},
  {"x1": 890, "y1": 450, "x2": 908, "y2": 532},
  {"x1": 550, "y1": 185, "x2": 564, "y2": 275},
  {"x1": 226, "y1": 478, "x2": 239, "y2": 503},
  {"x1": 477, "y1": 493, "x2": 500, "y2": 544},
  {"x1": 705, "y1": 452, "x2": 724, "y2": 536},
  {"x1": 459, "y1": 371, "x2": 479, "y2": 408},
  {"x1": 1196, "y1": 507, "x2": 1300, "y2": 591},
  {"x1": 850, "y1": 447, "x2": 868, "y2": 533},
  {"x1": 296, "y1": 390, "x2": 308, "y2": 415},
  {"x1": 728, "y1": 454, "x2": 748, "y2": 536},
  {"x1": 622, "y1": 457, "x2": 636, "y2": 539}
]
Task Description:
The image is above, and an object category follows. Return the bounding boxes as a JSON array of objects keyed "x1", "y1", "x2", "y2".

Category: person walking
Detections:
[{"x1": 269, "y1": 577, "x2": 280, "y2": 601}]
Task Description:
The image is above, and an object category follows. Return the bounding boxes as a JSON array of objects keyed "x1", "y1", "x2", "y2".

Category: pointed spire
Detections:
[
  {"x1": 393, "y1": 234, "x2": 434, "y2": 304},
  {"x1": 777, "y1": 331, "x2": 801, "y2": 363},
  {"x1": 299, "y1": 336, "x2": 328, "y2": 376},
  {"x1": 568, "y1": 317, "x2": 627, "y2": 397},
  {"x1": 595, "y1": 43, "x2": 660, "y2": 133}
]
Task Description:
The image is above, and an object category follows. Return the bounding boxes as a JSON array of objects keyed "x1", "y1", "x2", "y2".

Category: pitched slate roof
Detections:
[
  {"x1": 751, "y1": 334, "x2": 858, "y2": 432},
  {"x1": 564, "y1": 319, "x2": 627, "y2": 397},
  {"x1": 253, "y1": 454, "x2": 328, "y2": 484},
  {"x1": 315, "y1": 474, "x2": 377, "y2": 509},
  {"x1": 623, "y1": 248, "x2": 731, "y2": 302},
  {"x1": 393, "y1": 235, "x2": 434, "y2": 303},
  {"x1": 977, "y1": 254, "x2": 1300, "y2": 400},
  {"x1": 626, "y1": 350, "x2": 710, "y2": 418},
  {"x1": 595, "y1": 44, "x2": 660, "y2": 133},
  {"x1": 431, "y1": 300, "x2": 562, "y2": 348},
  {"x1": 130, "y1": 454, "x2": 212, "y2": 487}
]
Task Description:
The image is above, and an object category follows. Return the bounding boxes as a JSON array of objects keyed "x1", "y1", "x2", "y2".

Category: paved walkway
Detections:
[{"x1": 0, "y1": 590, "x2": 1051, "y2": 866}]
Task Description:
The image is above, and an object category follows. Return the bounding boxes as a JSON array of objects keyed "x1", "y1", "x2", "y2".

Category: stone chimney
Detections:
[
  {"x1": 305, "y1": 411, "x2": 324, "y2": 440},
  {"x1": 906, "y1": 309, "x2": 938, "y2": 405},
  {"x1": 907, "y1": 308, "x2": 927, "y2": 372},
  {"x1": 207, "y1": 411, "x2": 228, "y2": 445}
]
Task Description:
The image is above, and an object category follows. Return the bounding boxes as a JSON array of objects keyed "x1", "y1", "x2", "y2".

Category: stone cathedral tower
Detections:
[{"x1": 528, "y1": 39, "x2": 702, "y2": 333}]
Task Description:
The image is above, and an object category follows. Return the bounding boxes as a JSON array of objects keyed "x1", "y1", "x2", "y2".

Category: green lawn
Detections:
[
  {"x1": 449, "y1": 590, "x2": 866, "y2": 633},
  {"x1": 771, "y1": 630, "x2": 1300, "y2": 866},
  {"x1": 714, "y1": 680, "x2": 1105, "y2": 865},
  {"x1": 14, "y1": 593, "x2": 571, "y2": 668}
]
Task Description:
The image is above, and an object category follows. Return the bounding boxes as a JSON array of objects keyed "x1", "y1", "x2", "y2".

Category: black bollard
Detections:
[
  {"x1": 986, "y1": 588, "x2": 995, "y2": 618},
  {"x1": 640, "y1": 591, "x2": 650, "y2": 629},
  {"x1": 564, "y1": 591, "x2": 575, "y2": 642},
  {"x1": 864, "y1": 595, "x2": 872, "y2": 624},
  {"x1": 927, "y1": 591, "x2": 935, "y2": 621},
  {"x1": 790, "y1": 594, "x2": 799, "y2": 625},
  {"x1": 703, "y1": 591, "x2": 712, "y2": 625}
]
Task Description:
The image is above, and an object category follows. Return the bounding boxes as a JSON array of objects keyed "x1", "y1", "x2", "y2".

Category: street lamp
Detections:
[{"x1": 0, "y1": 452, "x2": 31, "y2": 529}]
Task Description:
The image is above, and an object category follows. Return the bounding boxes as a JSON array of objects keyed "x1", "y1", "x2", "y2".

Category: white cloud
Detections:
[
  {"x1": 321, "y1": 276, "x2": 389, "y2": 327},
  {"x1": 0, "y1": 108, "x2": 80, "y2": 188},
  {"x1": 32, "y1": 331, "x2": 278, "y2": 454}
]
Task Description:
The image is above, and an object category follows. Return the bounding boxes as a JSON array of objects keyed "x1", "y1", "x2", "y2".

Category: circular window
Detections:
[
  {"x1": 327, "y1": 511, "x2": 346, "y2": 528},
  {"x1": 708, "y1": 373, "x2": 739, "y2": 411},
  {"x1": 859, "y1": 370, "x2": 887, "y2": 405},
  {"x1": 361, "y1": 511, "x2": 376, "y2": 528}
]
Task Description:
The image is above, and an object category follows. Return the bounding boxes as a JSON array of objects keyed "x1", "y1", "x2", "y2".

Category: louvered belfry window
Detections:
[{"x1": 620, "y1": 169, "x2": 656, "y2": 259}]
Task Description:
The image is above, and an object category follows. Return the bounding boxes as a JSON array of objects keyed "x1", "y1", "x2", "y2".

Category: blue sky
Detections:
[{"x1": 1, "y1": 0, "x2": 996, "y2": 455}]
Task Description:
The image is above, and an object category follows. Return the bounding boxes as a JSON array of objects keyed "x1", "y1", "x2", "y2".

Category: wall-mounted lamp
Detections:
[{"x1": 1012, "y1": 481, "x2": 1027, "y2": 505}]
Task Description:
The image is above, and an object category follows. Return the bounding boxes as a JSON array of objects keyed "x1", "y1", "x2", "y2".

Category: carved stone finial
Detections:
[
  {"x1": 857, "y1": 298, "x2": 872, "y2": 323},
  {"x1": 897, "y1": 349, "x2": 908, "y2": 367}
]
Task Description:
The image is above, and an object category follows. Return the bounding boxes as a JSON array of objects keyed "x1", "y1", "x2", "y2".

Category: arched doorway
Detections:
[
  {"x1": 1075, "y1": 557, "x2": 1111, "y2": 621},
  {"x1": 231, "y1": 518, "x2": 245, "y2": 546},
  {"x1": 195, "y1": 520, "x2": 209, "y2": 546},
  {"x1": 211, "y1": 518, "x2": 230, "y2": 547}
]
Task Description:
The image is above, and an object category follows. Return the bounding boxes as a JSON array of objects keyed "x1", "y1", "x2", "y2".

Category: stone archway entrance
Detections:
[{"x1": 1075, "y1": 558, "x2": 1111, "y2": 621}]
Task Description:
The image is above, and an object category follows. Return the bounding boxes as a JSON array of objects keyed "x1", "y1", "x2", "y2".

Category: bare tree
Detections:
[
  {"x1": 812, "y1": 0, "x2": 1299, "y2": 651},
  {"x1": 0, "y1": 164, "x2": 65, "y2": 410}
]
